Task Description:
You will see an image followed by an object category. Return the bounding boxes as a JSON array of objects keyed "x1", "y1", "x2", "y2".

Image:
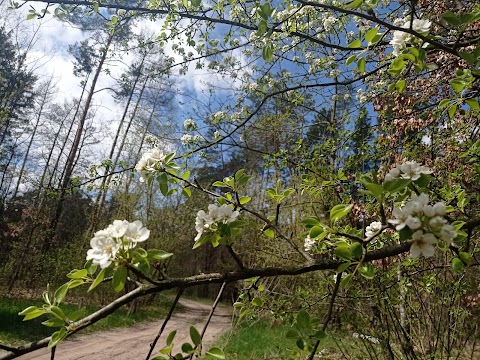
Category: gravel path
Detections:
[{"x1": 12, "y1": 299, "x2": 231, "y2": 360}]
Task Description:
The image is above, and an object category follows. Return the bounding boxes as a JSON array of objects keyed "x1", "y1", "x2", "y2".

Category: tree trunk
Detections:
[{"x1": 46, "y1": 33, "x2": 114, "y2": 248}]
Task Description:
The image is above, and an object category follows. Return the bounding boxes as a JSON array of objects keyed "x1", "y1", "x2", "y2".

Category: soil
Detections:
[{"x1": 13, "y1": 299, "x2": 231, "y2": 360}]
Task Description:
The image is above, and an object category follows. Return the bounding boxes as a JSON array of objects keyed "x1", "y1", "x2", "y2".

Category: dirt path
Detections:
[{"x1": 13, "y1": 299, "x2": 231, "y2": 360}]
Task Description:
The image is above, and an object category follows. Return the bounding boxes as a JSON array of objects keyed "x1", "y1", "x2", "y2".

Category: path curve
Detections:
[{"x1": 14, "y1": 299, "x2": 231, "y2": 360}]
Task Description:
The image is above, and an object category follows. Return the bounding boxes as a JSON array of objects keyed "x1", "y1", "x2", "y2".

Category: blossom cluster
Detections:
[
  {"x1": 86, "y1": 220, "x2": 150, "y2": 268},
  {"x1": 388, "y1": 194, "x2": 456, "y2": 258},
  {"x1": 384, "y1": 160, "x2": 432, "y2": 182},
  {"x1": 365, "y1": 221, "x2": 382, "y2": 238},
  {"x1": 390, "y1": 18, "x2": 432, "y2": 56},
  {"x1": 181, "y1": 134, "x2": 202, "y2": 146},
  {"x1": 304, "y1": 234, "x2": 316, "y2": 252},
  {"x1": 195, "y1": 204, "x2": 240, "y2": 241},
  {"x1": 135, "y1": 148, "x2": 165, "y2": 182},
  {"x1": 183, "y1": 118, "x2": 197, "y2": 130}
]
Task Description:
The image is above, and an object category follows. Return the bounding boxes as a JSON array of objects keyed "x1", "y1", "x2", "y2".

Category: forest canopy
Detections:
[{"x1": 0, "y1": 0, "x2": 479, "y2": 359}]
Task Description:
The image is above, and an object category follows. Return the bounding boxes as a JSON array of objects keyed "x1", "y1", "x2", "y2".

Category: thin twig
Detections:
[
  {"x1": 226, "y1": 245, "x2": 245, "y2": 270},
  {"x1": 145, "y1": 287, "x2": 184, "y2": 360},
  {"x1": 188, "y1": 282, "x2": 227, "y2": 359},
  {"x1": 308, "y1": 272, "x2": 342, "y2": 360}
]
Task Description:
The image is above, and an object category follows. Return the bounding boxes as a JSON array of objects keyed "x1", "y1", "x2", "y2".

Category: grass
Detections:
[
  {"x1": 215, "y1": 319, "x2": 296, "y2": 360},
  {"x1": 214, "y1": 319, "x2": 374, "y2": 360},
  {"x1": 0, "y1": 294, "x2": 182, "y2": 346}
]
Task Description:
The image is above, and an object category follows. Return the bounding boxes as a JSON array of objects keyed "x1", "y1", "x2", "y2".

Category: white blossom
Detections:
[
  {"x1": 389, "y1": 191, "x2": 456, "y2": 258},
  {"x1": 135, "y1": 148, "x2": 166, "y2": 182},
  {"x1": 365, "y1": 221, "x2": 382, "y2": 238},
  {"x1": 86, "y1": 220, "x2": 151, "y2": 268},
  {"x1": 87, "y1": 231, "x2": 120, "y2": 269},
  {"x1": 214, "y1": 131, "x2": 221, "y2": 139},
  {"x1": 356, "y1": 89, "x2": 367, "y2": 103},
  {"x1": 181, "y1": 134, "x2": 193, "y2": 146},
  {"x1": 107, "y1": 220, "x2": 128, "y2": 238},
  {"x1": 248, "y1": 82, "x2": 259, "y2": 91},
  {"x1": 323, "y1": 15, "x2": 338, "y2": 30},
  {"x1": 194, "y1": 204, "x2": 240, "y2": 241},
  {"x1": 384, "y1": 161, "x2": 432, "y2": 182},
  {"x1": 183, "y1": 118, "x2": 196, "y2": 130},
  {"x1": 410, "y1": 230, "x2": 437, "y2": 258},
  {"x1": 440, "y1": 224, "x2": 456, "y2": 244},
  {"x1": 304, "y1": 235, "x2": 316, "y2": 252},
  {"x1": 390, "y1": 18, "x2": 432, "y2": 56},
  {"x1": 124, "y1": 220, "x2": 150, "y2": 243}
]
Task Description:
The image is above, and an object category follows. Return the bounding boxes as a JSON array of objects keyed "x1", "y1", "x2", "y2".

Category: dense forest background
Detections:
[{"x1": 0, "y1": 0, "x2": 479, "y2": 358}]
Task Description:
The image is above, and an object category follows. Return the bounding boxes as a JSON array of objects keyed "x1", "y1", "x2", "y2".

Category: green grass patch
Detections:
[
  {"x1": 215, "y1": 319, "x2": 371, "y2": 360},
  {"x1": 0, "y1": 295, "x2": 181, "y2": 346},
  {"x1": 216, "y1": 319, "x2": 296, "y2": 360}
]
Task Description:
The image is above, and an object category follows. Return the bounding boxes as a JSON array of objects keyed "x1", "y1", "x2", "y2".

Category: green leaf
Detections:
[
  {"x1": 459, "y1": 51, "x2": 475, "y2": 64},
  {"x1": 357, "y1": 57, "x2": 366, "y2": 73},
  {"x1": 67, "y1": 308, "x2": 85, "y2": 322},
  {"x1": 313, "y1": 330, "x2": 326, "y2": 340},
  {"x1": 330, "y1": 204, "x2": 353, "y2": 221},
  {"x1": 252, "y1": 297, "x2": 264, "y2": 306},
  {"x1": 466, "y1": 99, "x2": 479, "y2": 111},
  {"x1": 286, "y1": 329, "x2": 300, "y2": 339},
  {"x1": 302, "y1": 217, "x2": 321, "y2": 227},
  {"x1": 181, "y1": 343, "x2": 194, "y2": 353},
  {"x1": 54, "y1": 283, "x2": 70, "y2": 305},
  {"x1": 147, "y1": 249, "x2": 173, "y2": 260},
  {"x1": 67, "y1": 279, "x2": 84, "y2": 289},
  {"x1": 167, "y1": 330, "x2": 176, "y2": 346},
  {"x1": 383, "y1": 178, "x2": 411, "y2": 193},
  {"x1": 334, "y1": 245, "x2": 352, "y2": 261},
  {"x1": 346, "y1": 0, "x2": 363, "y2": 10},
  {"x1": 452, "y1": 258, "x2": 465, "y2": 272},
  {"x1": 296, "y1": 310, "x2": 310, "y2": 329},
  {"x1": 190, "y1": 0, "x2": 201, "y2": 6},
  {"x1": 193, "y1": 233, "x2": 211, "y2": 249},
  {"x1": 205, "y1": 347, "x2": 226, "y2": 359},
  {"x1": 391, "y1": 58, "x2": 405, "y2": 71},
  {"x1": 88, "y1": 268, "x2": 106, "y2": 292},
  {"x1": 262, "y1": 44, "x2": 273, "y2": 62},
  {"x1": 239, "y1": 196, "x2": 251, "y2": 205},
  {"x1": 48, "y1": 327, "x2": 68, "y2": 348},
  {"x1": 346, "y1": 54, "x2": 357, "y2": 66},
  {"x1": 158, "y1": 173, "x2": 169, "y2": 196},
  {"x1": 340, "y1": 273, "x2": 353, "y2": 288},
  {"x1": 113, "y1": 266, "x2": 127, "y2": 292},
  {"x1": 212, "y1": 181, "x2": 228, "y2": 188},
  {"x1": 351, "y1": 242, "x2": 363, "y2": 259},
  {"x1": 19, "y1": 307, "x2": 45, "y2": 321},
  {"x1": 439, "y1": 99, "x2": 451, "y2": 108},
  {"x1": 50, "y1": 306, "x2": 66, "y2": 321},
  {"x1": 84, "y1": 260, "x2": 97, "y2": 275},
  {"x1": 396, "y1": 79, "x2": 406, "y2": 93},
  {"x1": 441, "y1": 12, "x2": 461, "y2": 25},
  {"x1": 450, "y1": 79, "x2": 465, "y2": 93},
  {"x1": 359, "y1": 263, "x2": 375, "y2": 279},
  {"x1": 182, "y1": 188, "x2": 192, "y2": 197},
  {"x1": 67, "y1": 269, "x2": 88, "y2": 279},
  {"x1": 365, "y1": 27, "x2": 378, "y2": 43},
  {"x1": 459, "y1": 252, "x2": 473, "y2": 265},
  {"x1": 448, "y1": 103, "x2": 457, "y2": 119},
  {"x1": 264, "y1": 228, "x2": 275, "y2": 238},
  {"x1": 190, "y1": 325, "x2": 201, "y2": 346},
  {"x1": 364, "y1": 182, "x2": 383, "y2": 199},
  {"x1": 309, "y1": 225, "x2": 324, "y2": 238},
  {"x1": 42, "y1": 317, "x2": 65, "y2": 327},
  {"x1": 348, "y1": 39, "x2": 361, "y2": 48},
  {"x1": 336, "y1": 261, "x2": 351, "y2": 273}
]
